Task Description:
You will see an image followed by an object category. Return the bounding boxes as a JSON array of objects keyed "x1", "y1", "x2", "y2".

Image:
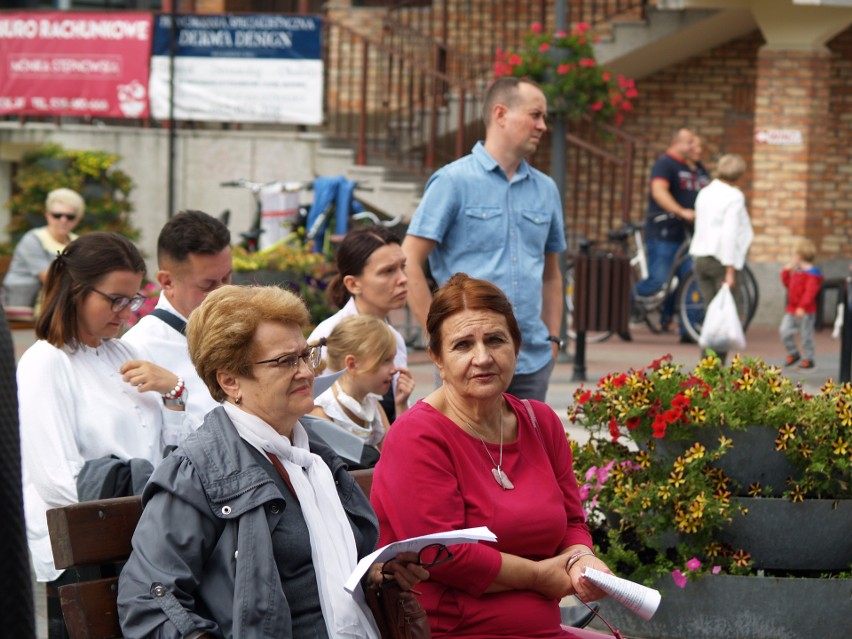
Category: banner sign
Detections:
[
  {"x1": 149, "y1": 14, "x2": 323, "y2": 124},
  {"x1": 0, "y1": 12, "x2": 153, "y2": 118}
]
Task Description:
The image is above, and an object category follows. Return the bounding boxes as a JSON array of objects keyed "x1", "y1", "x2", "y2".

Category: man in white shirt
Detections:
[{"x1": 123, "y1": 210, "x2": 232, "y2": 428}]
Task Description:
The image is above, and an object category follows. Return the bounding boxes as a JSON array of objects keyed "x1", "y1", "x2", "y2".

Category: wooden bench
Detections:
[{"x1": 46, "y1": 469, "x2": 375, "y2": 639}]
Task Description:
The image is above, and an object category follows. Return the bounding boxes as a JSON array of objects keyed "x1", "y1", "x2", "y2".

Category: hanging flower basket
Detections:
[{"x1": 495, "y1": 22, "x2": 638, "y2": 127}]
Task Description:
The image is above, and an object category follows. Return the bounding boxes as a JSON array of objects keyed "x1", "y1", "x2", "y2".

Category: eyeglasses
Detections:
[
  {"x1": 578, "y1": 599, "x2": 625, "y2": 639},
  {"x1": 49, "y1": 212, "x2": 78, "y2": 221},
  {"x1": 380, "y1": 543, "x2": 453, "y2": 584},
  {"x1": 90, "y1": 288, "x2": 146, "y2": 313},
  {"x1": 255, "y1": 344, "x2": 323, "y2": 371}
]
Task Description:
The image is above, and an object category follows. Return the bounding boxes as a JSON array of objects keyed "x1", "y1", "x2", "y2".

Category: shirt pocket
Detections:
[
  {"x1": 462, "y1": 206, "x2": 504, "y2": 252},
  {"x1": 519, "y1": 209, "x2": 550, "y2": 256}
]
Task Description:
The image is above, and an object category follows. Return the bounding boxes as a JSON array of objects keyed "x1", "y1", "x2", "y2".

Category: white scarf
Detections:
[{"x1": 223, "y1": 403, "x2": 378, "y2": 639}]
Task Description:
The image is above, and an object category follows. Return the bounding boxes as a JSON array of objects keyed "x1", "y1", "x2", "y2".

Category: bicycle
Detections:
[
  {"x1": 565, "y1": 223, "x2": 759, "y2": 344},
  {"x1": 220, "y1": 178, "x2": 309, "y2": 252}
]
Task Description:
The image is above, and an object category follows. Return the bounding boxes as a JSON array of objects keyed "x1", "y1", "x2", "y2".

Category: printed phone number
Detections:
[{"x1": 0, "y1": 96, "x2": 110, "y2": 111}]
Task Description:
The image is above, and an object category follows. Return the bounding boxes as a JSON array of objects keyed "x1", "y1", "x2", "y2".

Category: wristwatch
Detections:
[{"x1": 546, "y1": 335, "x2": 564, "y2": 349}]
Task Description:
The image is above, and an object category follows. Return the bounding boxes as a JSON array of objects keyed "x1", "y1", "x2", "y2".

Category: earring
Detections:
[{"x1": 234, "y1": 396, "x2": 241, "y2": 405}]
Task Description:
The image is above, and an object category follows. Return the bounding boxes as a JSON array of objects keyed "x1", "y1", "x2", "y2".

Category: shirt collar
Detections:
[
  {"x1": 155, "y1": 291, "x2": 188, "y2": 322},
  {"x1": 472, "y1": 141, "x2": 530, "y2": 181}
]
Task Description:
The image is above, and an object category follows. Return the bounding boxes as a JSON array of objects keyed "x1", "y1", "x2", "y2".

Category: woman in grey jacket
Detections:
[{"x1": 118, "y1": 285, "x2": 427, "y2": 639}]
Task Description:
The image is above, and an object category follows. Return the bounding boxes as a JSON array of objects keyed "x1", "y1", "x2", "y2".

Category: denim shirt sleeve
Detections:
[{"x1": 408, "y1": 171, "x2": 459, "y2": 243}]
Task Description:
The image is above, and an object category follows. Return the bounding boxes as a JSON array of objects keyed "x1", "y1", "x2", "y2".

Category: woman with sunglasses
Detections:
[
  {"x1": 118, "y1": 285, "x2": 427, "y2": 639},
  {"x1": 2, "y1": 188, "x2": 84, "y2": 316},
  {"x1": 371, "y1": 274, "x2": 614, "y2": 639},
  {"x1": 18, "y1": 232, "x2": 191, "y2": 634}
]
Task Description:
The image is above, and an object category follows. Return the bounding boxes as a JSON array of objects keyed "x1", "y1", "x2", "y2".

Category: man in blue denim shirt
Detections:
[{"x1": 402, "y1": 77, "x2": 565, "y2": 401}]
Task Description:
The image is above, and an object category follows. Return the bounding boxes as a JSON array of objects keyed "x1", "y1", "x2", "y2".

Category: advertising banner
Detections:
[
  {"x1": 149, "y1": 14, "x2": 323, "y2": 124},
  {"x1": 0, "y1": 12, "x2": 153, "y2": 118}
]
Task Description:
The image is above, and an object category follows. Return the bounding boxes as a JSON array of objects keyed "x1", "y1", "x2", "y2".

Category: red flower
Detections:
[
  {"x1": 625, "y1": 87, "x2": 639, "y2": 99},
  {"x1": 626, "y1": 417, "x2": 641, "y2": 431},
  {"x1": 619, "y1": 101, "x2": 633, "y2": 111},
  {"x1": 508, "y1": 54, "x2": 522, "y2": 66},
  {"x1": 574, "y1": 22, "x2": 590, "y2": 35},
  {"x1": 618, "y1": 75, "x2": 635, "y2": 89},
  {"x1": 530, "y1": 22, "x2": 543, "y2": 34},
  {"x1": 557, "y1": 63, "x2": 572, "y2": 75},
  {"x1": 539, "y1": 42, "x2": 551, "y2": 53},
  {"x1": 602, "y1": 71, "x2": 610, "y2": 82},
  {"x1": 663, "y1": 409, "x2": 682, "y2": 424},
  {"x1": 590, "y1": 102, "x2": 603, "y2": 111},
  {"x1": 579, "y1": 58, "x2": 596, "y2": 68},
  {"x1": 650, "y1": 355, "x2": 673, "y2": 370},
  {"x1": 555, "y1": 30, "x2": 567, "y2": 38},
  {"x1": 609, "y1": 418, "x2": 620, "y2": 442},
  {"x1": 612, "y1": 373, "x2": 628, "y2": 388},
  {"x1": 672, "y1": 394, "x2": 691, "y2": 410},
  {"x1": 577, "y1": 390, "x2": 592, "y2": 405},
  {"x1": 652, "y1": 415, "x2": 668, "y2": 438}
]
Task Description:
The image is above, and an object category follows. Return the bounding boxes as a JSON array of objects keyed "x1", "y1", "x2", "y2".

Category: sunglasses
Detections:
[{"x1": 50, "y1": 212, "x2": 78, "y2": 221}]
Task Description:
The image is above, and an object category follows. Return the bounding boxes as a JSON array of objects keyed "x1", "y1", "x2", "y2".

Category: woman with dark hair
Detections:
[
  {"x1": 308, "y1": 226, "x2": 413, "y2": 421},
  {"x1": 18, "y1": 232, "x2": 191, "y2": 599},
  {"x1": 370, "y1": 273, "x2": 614, "y2": 639}
]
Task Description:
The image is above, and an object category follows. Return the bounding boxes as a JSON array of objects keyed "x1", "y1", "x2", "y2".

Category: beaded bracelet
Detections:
[
  {"x1": 566, "y1": 550, "x2": 596, "y2": 573},
  {"x1": 163, "y1": 377, "x2": 185, "y2": 400}
]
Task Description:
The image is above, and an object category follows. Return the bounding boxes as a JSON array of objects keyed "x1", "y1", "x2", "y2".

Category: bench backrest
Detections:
[{"x1": 47, "y1": 468, "x2": 376, "y2": 639}]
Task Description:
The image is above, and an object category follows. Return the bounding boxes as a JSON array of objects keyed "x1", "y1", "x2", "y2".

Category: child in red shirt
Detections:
[{"x1": 780, "y1": 239, "x2": 823, "y2": 369}]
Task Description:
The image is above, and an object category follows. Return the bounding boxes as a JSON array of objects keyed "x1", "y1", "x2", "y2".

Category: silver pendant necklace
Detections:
[{"x1": 466, "y1": 411, "x2": 514, "y2": 490}]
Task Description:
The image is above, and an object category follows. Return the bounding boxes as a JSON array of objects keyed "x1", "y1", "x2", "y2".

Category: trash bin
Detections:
[{"x1": 572, "y1": 250, "x2": 631, "y2": 336}]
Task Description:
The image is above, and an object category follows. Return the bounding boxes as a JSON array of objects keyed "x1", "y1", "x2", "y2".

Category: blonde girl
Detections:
[{"x1": 311, "y1": 315, "x2": 414, "y2": 447}]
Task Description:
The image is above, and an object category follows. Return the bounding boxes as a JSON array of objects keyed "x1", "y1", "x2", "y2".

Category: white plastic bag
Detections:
[{"x1": 699, "y1": 283, "x2": 746, "y2": 352}]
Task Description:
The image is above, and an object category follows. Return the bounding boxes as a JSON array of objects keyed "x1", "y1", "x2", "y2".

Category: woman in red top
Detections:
[{"x1": 370, "y1": 273, "x2": 613, "y2": 638}]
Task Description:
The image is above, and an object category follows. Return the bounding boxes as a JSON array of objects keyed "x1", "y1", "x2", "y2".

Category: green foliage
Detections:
[{"x1": 5, "y1": 143, "x2": 138, "y2": 243}]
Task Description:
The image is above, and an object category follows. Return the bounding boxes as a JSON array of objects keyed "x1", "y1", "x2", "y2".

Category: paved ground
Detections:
[{"x1": 20, "y1": 321, "x2": 845, "y2": 637}]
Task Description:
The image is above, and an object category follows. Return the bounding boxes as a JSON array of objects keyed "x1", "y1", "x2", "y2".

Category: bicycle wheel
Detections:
[
  {"x1": 565, "y1": 262, "x2": 613, "y2": 344},
  {"x1": 678, "y1": 271, "x2": 757, "y2": 344}
]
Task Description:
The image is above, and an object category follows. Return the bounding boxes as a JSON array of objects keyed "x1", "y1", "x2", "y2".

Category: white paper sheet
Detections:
[
  {"x1": 582, "y1": 566, "x2": 661, "y2": 621},
  {"x1": 344, "y1": 526, "x2": 497, "y2": 594}
]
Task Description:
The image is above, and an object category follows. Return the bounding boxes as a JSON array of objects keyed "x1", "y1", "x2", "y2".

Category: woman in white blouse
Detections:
[
  {"x1": 17, "y1": 232, "x2": 190, "y2": 634},
  {"x1": 689, "y1": 153, "x2": 754, "y2": 356}
]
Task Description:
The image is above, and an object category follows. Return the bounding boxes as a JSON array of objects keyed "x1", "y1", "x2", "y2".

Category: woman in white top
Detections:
[
  {"x1": 2, "y1": 188, "x2": 83, "y2": 316},
  {"x1": 18, "y1": 233, "x2": 191, "y2": 615},
  {"x1": 311, "y1": 315, "x2": 413, "y2": 452},
  {"x1": 689, "y1": 153, "x2": 754, "y2": 357},
  {"x1": 308, "y1": 226, "x2": 413, "y2": 422}
]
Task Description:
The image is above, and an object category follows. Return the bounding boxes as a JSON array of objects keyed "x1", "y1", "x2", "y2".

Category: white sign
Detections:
[
  {"x1": 754, "y1": 129, "x2": 803, "y2": 145},
  {"x1": 149, "y1": 14, "x2": 322, "y2": 124}
]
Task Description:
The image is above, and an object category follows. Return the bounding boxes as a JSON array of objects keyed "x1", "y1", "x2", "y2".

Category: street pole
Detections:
[
  {"x1": 167, "y1": 2, "x2": 178, "y2": 219},
  {"x1": 553, "y1": 0, "x2": 571, "y2": 362}
]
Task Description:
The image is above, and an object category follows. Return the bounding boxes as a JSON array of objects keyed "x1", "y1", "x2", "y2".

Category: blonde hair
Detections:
[
  {"x1": 323, "y1": 315, "x2": 396, "y2": 373},
  {"x1": 794, "y1": 238, "x2": 817, "y2": 263},
  {"x1": 45, "y1": 188, "x2": 85, "y2": 217},
  {"x1": 187, "y1": 285, "x2": 310, "y2": 402},
  {"x1": 716, "y1": 154, "x2": 747, "y2": 182}
]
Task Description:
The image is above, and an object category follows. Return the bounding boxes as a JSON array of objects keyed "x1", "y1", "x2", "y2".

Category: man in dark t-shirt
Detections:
[{"x1": 635, "y1": 128, "x2": 709, "y2": 337}]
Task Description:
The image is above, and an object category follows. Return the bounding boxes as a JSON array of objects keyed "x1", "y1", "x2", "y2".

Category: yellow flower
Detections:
[
  {"x1": 735, "y1": 372, "x2": 755, "y2": 391},
  {"x1": 821, "y1": 379, "x2": 836, "y2": 395},
  {"x1": 705, "y1": 542, "x2": 724, "y2": 558},
  {"x1": 778, "y1": 423, "x2": 797, "y2": 441},
  {"x1": 717, "y1": 435, "x2": 733, "y2": 450},
  {"x1": 672, "y1": 457, "x2": 686, "y2": 473},
  {"x1": 832, "y1": 437, "x2": 849, "y2": 456},
  {"x1": 658, "y1": 485, "x2": 671, "y2": 501},
  {"x1": 689, "y1": 406, "x2": 706, "y2": 424},
  {"x1": 789, "y1": 485, "x2": 805, "y2": 502},
  {"x1": 641, "y1": 496, "x2": 651, "y2": 509},
  {"x1": 699, "y1": 355, "x2": 718, "y2": 370},
  {"x1": 669, "y1": 471, "x2": 686, "y2": 487},
  {"x1": 797, "y1": 443, "x2": 813, "y2": 458},
  {"x1": 768, "y1": 377, "x2": 782, "y2": 394},
  {"x1": 658, "y1": 366, "x2": 675, "y2": 380},
  {"x1": 747, "y1": 483, "x2": 762, "y2": 497},
  {"x1": 684, "y1": 443, "x2": 706, "y2": 463},
  {"x1": 635, "y1": 450, "x2": 651, "y2": 469}
]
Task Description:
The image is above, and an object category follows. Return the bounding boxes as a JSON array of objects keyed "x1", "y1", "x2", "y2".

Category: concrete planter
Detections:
[
  {"x1": 721, "y1": 498, "x2": 852, "y2": 571},
  {"x1": 232, "y1": 269, "x2": 301, "y2": 287},
  {"x1": 595, "y1": 574, "x2": 852, "y2": 639}
]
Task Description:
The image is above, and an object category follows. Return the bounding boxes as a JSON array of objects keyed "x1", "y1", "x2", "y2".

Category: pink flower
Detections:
[
  {"x1": 625, "y1": 87, "x2": 639, "y2": 99},
  {"x1": 585, "y1": 466, "x2": 598, "y2": 482},
  {"x1": 712, "y1": 566, "x2": 722, "y2": 575},
  {"x1": 557, "y1": 63, "x2": 572, "y2": 75},
  {"x1": 619, "y1": 100, "x2": 633, "y2": 111},
  {"x1": 578, "y1": 483, "x2": 591, "y2": 500},
  {"x1": 590, "y1": 101, "x2": 604, "y2": 111},
  {"x1": 509, "y1": 54, "x2": 522, "y2": 66},
  {"x1": 686, "y1": 558, "x2": 702, "y2": 571},
  {"x1": 575, "y1": 22, "x2": 590, "y2": 35},
  {"x1": 539, "y1": 42, "x2": 551, "y2": 53},
  {"x1": 579, "y1": 58, "x2": 596, "y2": 68},
  {"x1": 555, "y1": 30, "x2": 568, "y2": 38},
  {"x1": 618, "y1": 75, "x2": 635, "y2": 89},
  {"x1": 671, "y1": 570, "x2": 687, "y2": 589},
  {"x1": 530, "y1": 22, "x2": 543, "y2": 34},
  {"x1": 602, "y1": 72, "x2": 610, "y2": 82}
]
